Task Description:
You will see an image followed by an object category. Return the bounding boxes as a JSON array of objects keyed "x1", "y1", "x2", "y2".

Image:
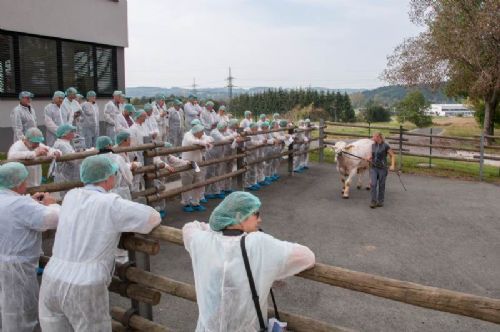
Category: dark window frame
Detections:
[{"x1": 0, "y1": 29, "x2": 118, "y2": 98}]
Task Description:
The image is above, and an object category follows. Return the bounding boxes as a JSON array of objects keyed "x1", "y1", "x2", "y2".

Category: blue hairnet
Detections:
[
  {"x1": 217, "y1": 121, "x2": 228, "y2": 130},
  {"x1": 249, "y1": 122, "x2": 258, "y2": 129},
  {"x1": 25, "y1": 127, "x2": 45, "y2": 143},
  {"x1": 191, "y1": 119, "x2": 201, "y2": 127},
  {"x1": 65, "y1": 87, "x2": 77, "y2": 96},
  {"x1": 244, "y1": 110, "x2": 252, "y2": 117},
  {"x1": 209, "y1": 192, "x2": 261, "y2": 231},
  {"x1": 80, "y1": 155, "x2": 119, "y2": 185},
  {"x1": 53, "y1": 91, "x2": 65, "y2": 99},
  {"x1": 18, "y1": 91, "x2": 34, "y2": 100},
  {"x1": 115, "y1": 130, "x2": 130, "y2": 145},
  {"x1": 96, "y1": 136, "x2": 114, "y2": 150},
  {"x1": 155, "y1": 93, "x2": 166, "y2": 101},
  {"x1": 56, "y1": 124, "x2": 76, "y2": 138},
  {"x1": 132, "y1": 109, "x2": 146, "y2": 120},
  {"x1": 260, "y1": 121, "x2": 270, "y2": 128},
  {"x1": 259, "y1": 114, "x2": 266, "y2": 119},
  {"x1": 218, "y1": 105, "x2": 226, "y2": 111},
  {"x1": 123, "y1": 103, "x2": 136, "y2": 113},
  {"x1": 206, "y1": 101, "x2": 215, "y2": 107},
  {"x1": 229, "y1": 119, "x2": 239, "y2": 127},
  {"x1": 0, "y1": 162, "x2": 29, "y2": 189},
  {"x1": 279, "y1": 120, "x2": 288, "y2": 128},
  {"x1": 191, "y1": 124, "x2": 204, "y2": 134},
  {"x1": 113, "y1": 90, "x2": 123, "y2": 97},
  {"x1": 86, "y1": 90, "x2": 96, "y2": 98},
  {"x1": 174, "y1": 99, "x2": 183, "y2": 106},
  {"x1": 144, "y1": 103, "x2": 153, "y2": 111}
]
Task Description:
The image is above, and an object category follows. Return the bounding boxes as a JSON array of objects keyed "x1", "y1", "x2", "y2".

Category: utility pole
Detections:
[
  {"x1": 191, "y1": 77, "x2": 198, "y2": 95},
  {"x1": 226, "y1": 67, "x2": 235, "y2": 109}
]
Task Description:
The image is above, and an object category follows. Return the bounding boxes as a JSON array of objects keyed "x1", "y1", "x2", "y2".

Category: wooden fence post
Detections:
[
  {"x1": 129, "y1": 136, "x2": 154, "y2": 320},
  {"x1": 479, "y1": 132, "x2": 485, "y2": 181},
  {"x1": 429, "y1": 127, "x2": 433, "y2": 168},
  {"x1": 236, "y1": 141, "x2": 245, "y2": 190},
  {"x1": 288, "y1": 127, "x2": 295, "y2": 174},
  {"x1": 319, "y1": 119, "x2": 325, "y2": 163},
  {"x1": 398, "y1": 125, "x2": 403, "y2": 170}
]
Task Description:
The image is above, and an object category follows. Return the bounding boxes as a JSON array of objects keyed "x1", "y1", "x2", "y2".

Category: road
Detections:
[{"x1": 111, "y1": 162, "x2": 500, "y2": 332}]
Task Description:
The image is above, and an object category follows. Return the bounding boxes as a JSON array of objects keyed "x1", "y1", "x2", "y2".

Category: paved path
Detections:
[{"x1": 111, "y1": 162, "x2": 500, "y2": 332}]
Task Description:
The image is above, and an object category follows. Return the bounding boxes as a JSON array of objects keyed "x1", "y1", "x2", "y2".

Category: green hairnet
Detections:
[
  {"x1": 217, "y1": 121, "x2": 228, "y2": 130},
  {"x1": 115, "y1": 130, "x2": 131, "y2": 145},
  {"x1": 218, "y1": 105, "x2": 226, "y2": 111},
  {"x1": 244, "y1": 110, "x2": 252, "y2": 117},
  {"x1": 86, "y1": 90, "x2": 96, "y2": 98},
  {"x1": 144, "y1": 103, "x2": 153, "y2": 111},
  {"x1": 206, "y1": 101, "x2": 215, "y2": 107},
  {"x1": 132, "y1": 109, "x2": 146, "y2": 120},
  {"x1": 164, "y1": 142, "x2": 173, "y2": 148},
  {"x1": 270, "y1": 120, "x2": 277, "y2": 127},
  {"x1": 260, "y1": 121, "x2": 270, "y2": 128},
  {"x1": 80, "y1": 155, "x2": 119, "y2": 185},
  {"x1": 209, "y1": 191, "x2": 261, "y2": 231},
  {"x1": 56, "y1": 124, "x2": 77, "y2": 138},
  {"x1": 191, "y1": 124, "x2": 204, "y2": 134},
  {"x1": 174, "y1": 99, "x2": 183, "y2": 106},
  {"x1": 305, "y1": 118, "x2": 311, "y2": 123},
  {"x1": 53, "y1": 91, "x2": 65, "y2": 99},
  {"x1": 18, "y1": 91, "x2": 34, "y2": 100},
  {"x1": 0, "y1": 162, "x2": 29, "y2": 189},
  {"x1": 113, "y1": 90, "x2": 123, "y2": 97},
  {"x1": 229, "y1": 119, "x2": 239, "y2": 128},
  {"x1": 273, "y1": 113, "x2": 280, "y2": 117},
  {"x1": 65, "y1": 87, "x2": 77, "y2": 96},
  {"x1": 96, "y1": 136, "x2": 114, "y2": 150},
  {"x1": 76, "y1": 94, "x2": 83, "y2": 99},
  {"x1": 249, "y1": 122, "x2": 258, "y2": 129},
  {"x1": 155, "y1": 93, "x2": 166, "y2": 101},
  {"x1": 123, "y1": 103, "x2": 136, "y2": 113},
  {"x1": 279, "y1": 120, "x2": 288, "y2": 128},
  {"x1": 188, "y1": 94, "x2": 197, "y2": 100},
  {"x1": 191, "y1": 119, "x2": 201, "y2": 126},
  {"x1": 259, "y1": 114, "x2": 266, "y2": 119},
  {"x1": 25, "y1": 127, "x2": 45, "y2": 143}
]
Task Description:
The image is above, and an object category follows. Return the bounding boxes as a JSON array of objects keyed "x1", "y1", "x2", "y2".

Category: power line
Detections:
[
  {"x1": 226, "y1": 66, "x2": 235, "y2": 108},
  {"x1": 191, "y1": 78, "x2": 198, "y2": 95}
]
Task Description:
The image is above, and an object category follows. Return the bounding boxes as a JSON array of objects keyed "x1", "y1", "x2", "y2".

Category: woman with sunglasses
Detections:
[{"x1": 183, "y1": 191, "x2": 315, "y2": 331}]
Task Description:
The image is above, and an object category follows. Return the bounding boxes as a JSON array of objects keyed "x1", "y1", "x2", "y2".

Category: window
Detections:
[
  {"x1": 0, "y1": 30, "x2": 118, "y2": 97},
  {"x1": 0, "y1": 34, "x2": 16, "y2": 94}
]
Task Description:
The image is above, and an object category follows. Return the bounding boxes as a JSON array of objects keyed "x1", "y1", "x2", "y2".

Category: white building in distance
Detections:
[{"x1": 425, "y1": 104, "x2": 475, "y2": 117}]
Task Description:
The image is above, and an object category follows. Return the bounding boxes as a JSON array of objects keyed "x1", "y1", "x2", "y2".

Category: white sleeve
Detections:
[
  {"x1": 44, "y1": 105, "x2": 59, "y2": 134},
  {"x1": 111, "y1": 196, "x2": 161, "y2": 233},
  {"x1": 182, "y1": 221, "x2": 209, "y2": 253},
  {"x1": 7, "y1": 143, "x2": 36, "y2": 160},
  {"x1": 103, "y1": 103, "x2": 116, "y2": 126},
  {"x1": 40, "y1": 204, "x2": 61, "y2": 230}
]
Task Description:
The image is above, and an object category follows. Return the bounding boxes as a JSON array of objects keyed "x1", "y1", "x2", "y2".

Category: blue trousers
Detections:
[{"x1": 370, "y1": 167, "x2": 388, "y2": 203}]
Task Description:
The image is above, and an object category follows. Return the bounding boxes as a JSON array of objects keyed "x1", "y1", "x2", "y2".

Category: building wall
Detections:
[
  {"x1": 0, "y1": 0, "x2": 128, "y2": 47},
  {"x1": 0, "y1": 98, "x2": 115, "y2": 153}
]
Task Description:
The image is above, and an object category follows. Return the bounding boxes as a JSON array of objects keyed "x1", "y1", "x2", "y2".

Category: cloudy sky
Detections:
[{"x1": 126, "y1": 0, "x2": 423, "y2": 90}]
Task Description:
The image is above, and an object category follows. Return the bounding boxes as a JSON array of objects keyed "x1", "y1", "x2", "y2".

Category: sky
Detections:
[{"x1": 125, "y1": 0, "x2": 424, "y2": 90}]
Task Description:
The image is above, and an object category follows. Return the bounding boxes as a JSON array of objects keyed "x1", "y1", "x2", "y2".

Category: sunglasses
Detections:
[{"x1": 253, "y1": 211, "x2": 260, "y2": 218}]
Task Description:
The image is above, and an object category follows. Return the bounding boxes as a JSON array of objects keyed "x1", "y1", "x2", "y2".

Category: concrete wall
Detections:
[
  {"x1": 0, "y1": 98, "x2": 114, "y2": 153},
  {"x1": 0, "y1": 0, "x2": 128, "y2": 47}
]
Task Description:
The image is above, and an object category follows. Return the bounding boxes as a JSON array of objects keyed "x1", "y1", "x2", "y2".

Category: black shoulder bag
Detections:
[{"x1": 240, "y1": 235, "x2": 281, "y2": 332}]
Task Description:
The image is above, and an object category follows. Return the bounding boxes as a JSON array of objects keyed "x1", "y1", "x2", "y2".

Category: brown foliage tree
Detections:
[{"x1": 383, "y1": 0, "x2": 500, "y2": 141}]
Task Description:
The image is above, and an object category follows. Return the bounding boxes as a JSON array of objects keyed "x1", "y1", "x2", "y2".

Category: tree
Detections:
[
  {"x1": 383, "y1": 0, "x2": 499, "y2": 141},
  {"x1": 362, "y1": 101, "x2": 392, "y2": 122},
  {"x1": 396, "y1": 91, "x2": 432, "y2": 127}
]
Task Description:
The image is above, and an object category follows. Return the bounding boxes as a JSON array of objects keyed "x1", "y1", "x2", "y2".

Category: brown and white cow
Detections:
[{"x1": 333, "y1": 139, "x2": 372, "y2": 198}]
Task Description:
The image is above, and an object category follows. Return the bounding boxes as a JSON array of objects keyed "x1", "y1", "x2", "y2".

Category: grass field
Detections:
[
  {"x1": 309, "y1": 148, "x2": 500, "y2": 184},
  {"x1": 432, "y1": 117, "x2": 483, "y2": 137}
]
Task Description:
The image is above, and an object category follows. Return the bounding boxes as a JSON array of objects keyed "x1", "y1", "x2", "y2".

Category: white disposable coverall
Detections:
[
  {"x1": 53, "y1": 139, "x2": 80, "y2": 184},
  {"x1": 0, "y1": 189, "x2": 60, "y2": 332},
  {"x1": 80, "y1": 101, "x2": 100, "y2": 148},
  {"x1": 10, "y1": 104, "x2": 37, "y2": 142},
  {"x1": 152, "y1": 101, "x2": 168, "y2": 141},
  {"x1": 184, "y1": 102, "x2": 200, "y2": 131},
  {"x1": 180, "y1": 131, "x2": 210, "y2": 206},
  {"x1": 38, "y1": 185, "x2": 161, "y2": 332},
  {"x1": 7, "y1": 140, "x2": 61, "y2": 187},
  {"x1": 61, "y1": 98, "x2": 82, "y2": 131},
  {"x1": 103, "y1": 101, "x2": 121, "y2": 139},
  {"x1": 183, "y1": 221, "x2": 315, "y2": 332},
  {"x1": 167, "y1": 107, "x2": 185, "y2": 147},
  {"x1": 44, "y1": 103, "x2": 71, "y2": 147}
]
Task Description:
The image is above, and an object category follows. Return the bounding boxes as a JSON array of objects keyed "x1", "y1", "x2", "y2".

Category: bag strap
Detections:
[{"x1": 240, "y1": 235, "x2": 266, "y2": 331}]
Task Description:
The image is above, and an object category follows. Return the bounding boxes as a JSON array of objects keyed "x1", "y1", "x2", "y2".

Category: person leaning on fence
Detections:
[
  {"x1": 0, "y1": 162, "x2": 60, "y2": 332},
  {"x1": 38, "y1": 154, "x2": 161, "y2": 332},
  {"x1": 7, "y1": 127, "x2": 61, "y2": 187},
  {"x1": 368, "y1": 132, "x2": 396, "y2": 209},
  {"x1": 53, "y1": 124, "x2": 81, "y2": 188},
  {"x1": 180, "y1": 124, "x2": 213, "y2": 212},
  {"x1": 182, "y1": 191, "x2": 315, "y2": 331},
  {"x1": 10, "y1": 91, "x2": 37, "y2": 143}
]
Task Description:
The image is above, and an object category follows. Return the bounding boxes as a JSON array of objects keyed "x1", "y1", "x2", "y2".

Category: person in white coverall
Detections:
[
  {"x1": 10, "y1": 91, "x2": 37, "y2": 143},
  {"x1": 7, "y1": 127, "x2": 61, "y2": 187},
  {"x1": 53, "y1": 124, "x2": 81, "y2": 187},
  {"x1": 183, "y1": 191, "x2": 315, "y2": 332},
  {"x1": 38, "y1": 154, "x2": 161, "y2": 332},
  {"x1": 44, "y1": 91, "x2": 71, "y2": 146},
  {"x1": 103, "y1": 91, "x2": 123, "y2": 139},
  {"x1": 0, "y1": 162, "x2": 60, "y2": 332},
  {"x1": 80, "y1": 91, "x2": 100, "y2": 148}
]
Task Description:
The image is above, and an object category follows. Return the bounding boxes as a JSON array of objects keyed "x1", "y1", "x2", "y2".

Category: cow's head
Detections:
[{"x1": 333, "y1": 141, "x2": 347, "y2": 155}]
